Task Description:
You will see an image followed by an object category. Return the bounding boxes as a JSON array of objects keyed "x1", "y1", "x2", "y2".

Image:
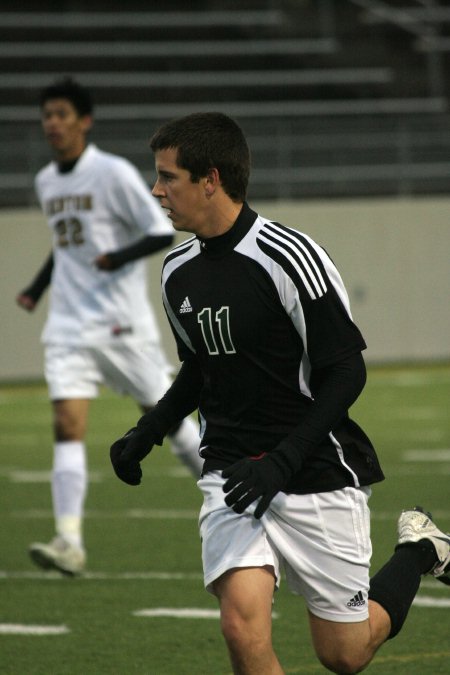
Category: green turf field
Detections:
[{"x1": 1, "y1": 364, "x2": 449, "y2": 674}]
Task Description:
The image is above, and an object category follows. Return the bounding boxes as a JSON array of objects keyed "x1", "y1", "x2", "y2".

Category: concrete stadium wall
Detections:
[{"x1": 1, "y1": 196, "x2": 449, "y2": 382}]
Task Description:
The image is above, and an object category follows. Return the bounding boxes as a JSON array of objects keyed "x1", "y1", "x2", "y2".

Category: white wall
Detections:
[{"x1": 1, "y1": 196, "x2": 449, "y2": 381}]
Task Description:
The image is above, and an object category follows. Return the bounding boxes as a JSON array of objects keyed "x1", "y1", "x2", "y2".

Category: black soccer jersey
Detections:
[{"x1": 161, "y1": 203, "x2": 384, "y2": 493}]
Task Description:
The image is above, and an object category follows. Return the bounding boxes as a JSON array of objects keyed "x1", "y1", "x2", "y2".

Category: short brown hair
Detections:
[{"x1": 150, "y1": 112, "x2": 250, "y2": 202}]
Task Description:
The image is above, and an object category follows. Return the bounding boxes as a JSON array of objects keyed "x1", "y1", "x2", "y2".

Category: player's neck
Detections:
[
  {"x1": 54, "y1": 140, "x2": 87, "y2": 166},
  {"x1": 57, "y1": 156, "x2": 81, "y2": 174},
  {"x1": 55, "y1": 144, "x2": 87, "y2": 173},
  {"x1": 198, "y1": 199, "x2": 243, "y2": 240}
]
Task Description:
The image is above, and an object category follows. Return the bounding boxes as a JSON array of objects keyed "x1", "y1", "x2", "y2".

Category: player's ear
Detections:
[
  {"x1": 204, "y1": 167, "x2": 220, "y2": 196},
  {"x1": 81, "y1": 114, "x2": 94, "y2": 134}
]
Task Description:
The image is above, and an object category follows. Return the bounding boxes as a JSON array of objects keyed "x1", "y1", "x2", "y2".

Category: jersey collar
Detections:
[{"x1": 198, "y1": 202, "x2": 257, "y2": 257}]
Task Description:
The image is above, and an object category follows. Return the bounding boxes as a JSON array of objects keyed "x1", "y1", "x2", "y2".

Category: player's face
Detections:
[
  {"x1": 41, "y1": 99, "x2": 92, "y2": 161},
  {"x1": 152, "y1": 147, "x2": 211, "y2": 236}
]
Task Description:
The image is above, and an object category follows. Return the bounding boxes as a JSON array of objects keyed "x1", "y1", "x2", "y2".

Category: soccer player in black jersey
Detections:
[{"x1": 110, "y1": 112, "x2": 449, "y2": 674}]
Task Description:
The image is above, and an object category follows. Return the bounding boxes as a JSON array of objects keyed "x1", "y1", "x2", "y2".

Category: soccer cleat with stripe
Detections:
[
  {"x1": 29, "y1": 536, "x2": 86, "y2": 576},
  {"x1": 397, "y1": 506, "x2": 450, "y2": 586}
]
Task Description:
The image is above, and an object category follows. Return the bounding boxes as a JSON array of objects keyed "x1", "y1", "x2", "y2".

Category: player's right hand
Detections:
[
  {"x1": 16, "y1": 293, "x2": 36, "y2": 312},
  {"x1": 110, "y1": 425, "x2": 156, "y2": 485}
]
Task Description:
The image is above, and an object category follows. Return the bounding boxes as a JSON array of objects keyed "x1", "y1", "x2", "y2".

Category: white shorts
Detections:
[
  {"x1": 45, "y1": 341, "x2": 173, "y2": 405},
  {"x1": 198, "y1": 471, "x2": 372, "y2": 623}
]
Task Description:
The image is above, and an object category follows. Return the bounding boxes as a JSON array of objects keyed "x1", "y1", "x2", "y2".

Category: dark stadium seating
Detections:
[{"x1": 0, "y1": 0, "x2": 449, "y2": 205}]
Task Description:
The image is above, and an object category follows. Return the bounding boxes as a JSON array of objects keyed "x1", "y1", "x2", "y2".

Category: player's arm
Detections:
[
  {"x1": 224, "y1": 231, "x2": 369, "y2": 517},
  {"x1": 110, "y1": 354, "x2": 202, "y2": 485},
  {"x1": 270, "y1": 350, "x2": 366, "y2": 462},
  {"x1": 223, "y1": 351, "x2": 366, "y2": 518},
  {"x1": 16, "y1": 251, "x2": 54, "y2": 311},
  {"x1": 95, "y1": 233, "x2": 174, "y2": 271},
  {"x1": 98, "y1": 156, "x2": 174, "y2": 272}
]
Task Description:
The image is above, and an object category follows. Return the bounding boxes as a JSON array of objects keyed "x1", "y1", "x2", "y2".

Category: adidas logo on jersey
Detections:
[
  {"x1": 346, "y1": 591, "x2": 365, "y2": 608},
  {"x1": 179, "y1": 296, "x2": 193, "y2": 314}
]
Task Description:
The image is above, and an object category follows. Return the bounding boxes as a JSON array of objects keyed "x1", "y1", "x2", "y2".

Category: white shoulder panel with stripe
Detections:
[
  {"x1": 237, "y1": 216, "x2": 352, "y2": 316},
  {"x1": 235, "y1": 216, "x2": 308, "y2": 343},
  {"x1": 259, "y1": 220, "x2": 328, "y2": 300}
]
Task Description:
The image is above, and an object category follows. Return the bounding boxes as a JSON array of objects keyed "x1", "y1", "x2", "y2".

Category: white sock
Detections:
[
  {"x1": 168, "y1": 417, "x2": 203, "y2": 477},
  {"x1": 52, "y1": 441, "x2": 87, "y2": 548}
]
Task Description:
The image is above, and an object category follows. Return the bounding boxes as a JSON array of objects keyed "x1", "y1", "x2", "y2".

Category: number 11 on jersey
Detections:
[{"x1": 197, "y1": 306, "x2": 236, "y2": 355}]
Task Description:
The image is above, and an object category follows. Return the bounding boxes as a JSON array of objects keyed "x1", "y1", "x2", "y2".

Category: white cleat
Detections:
[
  {"x1": 397, "y1": 506, "x2": 450, "y2": 585},
  {"x1": 29, "y1": 536, "x2": 86, "y2": 576}
]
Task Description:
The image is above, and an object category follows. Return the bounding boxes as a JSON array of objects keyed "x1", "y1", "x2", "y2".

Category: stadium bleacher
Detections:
[{"x1": 0, "y1": 0, "x2": 449, "y2": 205}]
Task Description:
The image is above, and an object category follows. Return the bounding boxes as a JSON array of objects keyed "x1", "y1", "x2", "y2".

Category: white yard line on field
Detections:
[
  {"x1": 133, "y1": 607, "x2": 280, "y2": 619},
  {"x1": 8, "y1": 470, "x2": 103, "y2": 483},
  {"x1": 4, "y1": 466, "x2": 190, "y2": 482},
  {"x1": 9, "y1": 508, "x2": 450, "y2": 521},
  {"x1": 402, "y1": 448, "x2": 450, "y2": 462},
  {"x1": 413, "y1": 596, "x2": 450, "y2": 608},
  {"x1": 370, "y1": 510, "x2": 450, "y2": 521},
  {"x1": 0, "y1": 570, "x2": 203, "y2": 580},
  {"x1": 133, "y1": 608, "x2": 221, "y2": 619},
  {"x1": 11, "y1": 508, "x2": 199, "y2": 519},
  {"x1": 4, "y1": 448, "x2": 449, "y2": 486},
  {"x1": 386, "y1": 466, "x2": 450, "y2": 476},
  {"x1": 0, "y1": 623, "x2": 70, "y2": 635}
]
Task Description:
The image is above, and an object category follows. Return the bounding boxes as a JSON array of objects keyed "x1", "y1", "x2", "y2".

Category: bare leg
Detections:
[
  {"x1": 213, "y1": 566, "x2": 284, "y2": 675},
  {"x1": 53, "y1": 398, "x2": 90, "y2": 441},
  {"x1": 308, "y1": 600, "x2": 391, "y2": 674}
]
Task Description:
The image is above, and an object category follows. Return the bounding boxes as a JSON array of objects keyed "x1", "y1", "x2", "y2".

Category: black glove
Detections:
[
  {"x1": 222, "y1": 452, "x2": 294, "y2": 519},
  {"x1": 110, "y1": 422, "x2": 158, "y2": 485}
]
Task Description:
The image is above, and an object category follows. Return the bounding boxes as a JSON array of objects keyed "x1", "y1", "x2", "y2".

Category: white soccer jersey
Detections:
[{"x1": 35, "y1": 144, "x2": 172, "y2": 346}]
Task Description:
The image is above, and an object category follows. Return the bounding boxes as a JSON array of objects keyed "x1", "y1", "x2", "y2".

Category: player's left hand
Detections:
[
  {"x1": 222, "y1": 453, "x2": 289, "y2": 519},
  {"x1": 95, "y1": 253, "x2": 120, "y2": 271}
]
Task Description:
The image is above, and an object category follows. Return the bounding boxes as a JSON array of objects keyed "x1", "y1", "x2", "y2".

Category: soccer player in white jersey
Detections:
[
  {"x1": 16, "y1": 78, "x2": 202, "y2": 576},
  {"x1": 110, "y1": 112, "x2": 449, "y2": 674}
]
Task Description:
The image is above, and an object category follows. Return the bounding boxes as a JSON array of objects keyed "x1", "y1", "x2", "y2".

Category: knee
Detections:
[
  {"x1": 220, "y1": 610, "x2": 267, "y2": 655},
  {"x1": 220, "y1": 611, "x2": 248, "y2": 649},
  {"x1": 318, "y1": 649, "x2": 371, "y2": 674}
]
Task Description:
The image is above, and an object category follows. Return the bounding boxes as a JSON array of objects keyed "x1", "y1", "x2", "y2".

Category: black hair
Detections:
[{"x1": 40, "y1": 77, "x2": 93, "y2": 117}]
